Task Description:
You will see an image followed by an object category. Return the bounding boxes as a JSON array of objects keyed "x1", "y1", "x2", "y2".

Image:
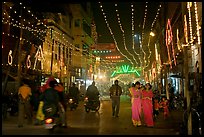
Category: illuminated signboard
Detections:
[{"x1": 111, "y1": 65, "x2": 141, "y2": 77}]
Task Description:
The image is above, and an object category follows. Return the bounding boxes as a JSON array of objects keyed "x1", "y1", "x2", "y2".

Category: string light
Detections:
[
  {"x1": 115, "y1": 3, "x2": 138, "y2": 66},
  {"x1": 187, "y1": 2, "x2": 193, "y2": 46},
  {"x1": 144, "y1": 3, "x2": 162, "y2": 69},
  {"x1": 8, "y1": 50, "x2": 13, "y2": 65},
  {"x1": 131, "y1": 3, "x2": 142, "y2": 66},
  {"x1": 140, "y1": 2, "x2": 148, "y2": 67},
  {"x1": 194, "y1": 2, "x2": 201, "y2": 45},
  {"x1": 34, "y1": 45, "x2": 44, "y2": 70},
  {"x1": 26, "y1": 55, "x2": 31, "y2": 69},
  {"x1": 98, "y1": 2, "x2": 134, "y2": 66}
]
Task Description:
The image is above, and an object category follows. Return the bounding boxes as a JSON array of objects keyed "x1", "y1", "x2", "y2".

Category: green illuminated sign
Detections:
[{"x1": 111, "y1": 65, "x2": 141, "y2": 77}]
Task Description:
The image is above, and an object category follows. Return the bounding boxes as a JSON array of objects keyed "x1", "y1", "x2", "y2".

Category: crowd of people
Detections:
[{"x1": 3, "y1": 76, "x2": 179, "y2": 129}]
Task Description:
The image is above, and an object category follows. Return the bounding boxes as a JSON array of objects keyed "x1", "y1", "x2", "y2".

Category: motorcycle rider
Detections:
[
  {"x1": 85, "y1": 81, "x2": 100, "y2": 101},
  {"x1": 55, "y1": 82, "x2": 67, "y2": 111},
  {"x1": 42, "y1": 80, "x2": 67, "y2": 127},
  {"x1": 68, "y1": 83, "x2": 80, "y2": 104}
]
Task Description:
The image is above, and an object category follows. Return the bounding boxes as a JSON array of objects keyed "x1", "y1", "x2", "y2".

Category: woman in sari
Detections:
[
  {"x1": 142, "y1": 83, "x2": 154, "y2": 127},
  {"x1": 129, "y1": 81, "x2": 142, "y2": 127}
]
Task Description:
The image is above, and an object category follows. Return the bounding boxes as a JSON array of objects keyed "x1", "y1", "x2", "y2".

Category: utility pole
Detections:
[
  {"x1": 183, "y1": 46, "x2": 192, "y2": 135},
  {"x1": 50, "y1": 28, "x2": 54, "y2": 75},
  {"x1": 17, "y1": 4, "x2": 23, "y2": 89}
]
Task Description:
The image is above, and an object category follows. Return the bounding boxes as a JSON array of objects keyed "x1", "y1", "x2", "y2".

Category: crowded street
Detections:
[
  {"x1": 2, "y1": 95, "x2": 183, "y2": 135},
  {"x1": 2, "y1": 1, "x2": 203, "y2": 135}
]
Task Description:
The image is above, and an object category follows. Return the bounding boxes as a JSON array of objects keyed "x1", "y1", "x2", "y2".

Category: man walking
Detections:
[
  {"x1": 109, "y1": 80, "x2": 122, "y2": 117},
  {"x1": 18, "y1": 79, "x2": 32, "y2": 127}
]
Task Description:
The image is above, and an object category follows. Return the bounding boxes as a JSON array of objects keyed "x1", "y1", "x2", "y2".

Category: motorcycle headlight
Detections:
[
  {"x1": 84, "y1": 97, "x2": 88, "y2": 102},
  {"x1": 69, "y1": 99, "x2": 73, "y2": 103}
]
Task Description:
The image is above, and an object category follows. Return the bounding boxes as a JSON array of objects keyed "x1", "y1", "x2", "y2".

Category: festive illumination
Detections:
[
  {"x1": 194, "y1": 2, "x2": 201, "y2": 45},
  {"x1": 8, "y1": 50, "x2": 13, "y2": 65},
  {"x1": 131, "y1": 3, "x2": 141, "y2": 66},
  {"x1": 183, "y1": 15, "x2": 188, "y2": 45},
  {"x1": 166, "y1": 19, "x2": 176, "y2": 68},
  {"x1": 140, "y1": 2, "x2": 148, "y2": 66},
  {"x1": 111, "y1": 65, "x2": 141, "y2": 77},
  {"x1": 26, "y1": 55, "x2": 31, "y2": 69},
  {"x1": 105, "y1": 56, "x2": 121, "y2": 59},
  {"x1": 98, "y1": 2, "x2": 134, "y2": 65},
  {"x1": 2, "y1": 2, "x2": 123, "y2": 74},
  {"x1": 155, "y1": 43, "x2": 158, "y2": 61},
  {"x1": 143, "y1": 3, "x2": 162, "y2": 69},
  {"x1": 115, "y1": 3, "x2": 138, "y2": 66},
  {"x1": 34, "y1": 45, "x2": 44, "y2": 70},
  {"x1": 187, "y1": 2, "x2": 193, "y2": 46}
]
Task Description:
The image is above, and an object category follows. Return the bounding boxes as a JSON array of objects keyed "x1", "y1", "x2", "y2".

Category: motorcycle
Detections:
[
  {"x1": 84, "y1": 96, "x2": 100, "y2": 113},
  {"x1": 43, "y1": 104, "x2": 64, "y2": 133},
  {"x1": 68, "y1": 97, "x2": 78, "y2": 111}
]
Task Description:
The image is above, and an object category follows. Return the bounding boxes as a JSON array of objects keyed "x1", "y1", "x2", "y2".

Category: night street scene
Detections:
[{"x1": 2, "y1": 1, "x2": 203, "y2": 135}]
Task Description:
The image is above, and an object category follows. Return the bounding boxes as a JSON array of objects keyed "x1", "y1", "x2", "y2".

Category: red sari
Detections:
[{"x1": 142, "y1": 90, "x2": 154, "y2": 127}]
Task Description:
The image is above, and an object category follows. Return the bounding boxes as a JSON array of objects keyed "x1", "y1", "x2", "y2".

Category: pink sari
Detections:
[
  {"x1": 129, "y1": 87, "x2": 142, "y2": 126},
  {"x1": 142, "y1": 90, "x2": 154, "y2": 127}
]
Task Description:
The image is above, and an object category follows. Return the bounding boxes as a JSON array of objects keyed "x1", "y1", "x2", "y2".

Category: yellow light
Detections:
[
  {"x1": 45, "y1": 118, "x2": 53, "y2": 124},
  {"x1": 150, "y1": 32, "x2": 155, "y2": 37}
]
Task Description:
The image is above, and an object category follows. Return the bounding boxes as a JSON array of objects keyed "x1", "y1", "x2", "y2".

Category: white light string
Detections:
[
  {"x1": 144, "y1": 3, "x2": 162, "y2": 69},
  {"x1": 98, "y1": 2, "x2": 134, "y2": 66},
  {"x1": 131, "y1": 3, "x2": 142, "y2": 66},
  {"x1": 115, "y1": 3, "x2": 138, "y2": 66}
]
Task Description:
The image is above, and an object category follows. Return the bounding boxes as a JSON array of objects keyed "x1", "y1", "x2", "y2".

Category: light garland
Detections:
[
  {"x1": 131, "y1": 3, "x2": 142, "y2": 66},
  {"x1": 194, "y1": 2, "x2": 201, "y2": 45},
  {"x1": 183, "y1": 15, "x2": 188, "y2": 45},
  {"x1": 115, "y1": 3, "x2": 138, "y2": 66},
  {"x1": 187, "y1": 2, "x2": 193, "y2": 46},
  {"x1": 144, "y1": 3, "x2": 162, "y2": 69},
  {"x1": 8, "y1": 50, "x2": 13, "y2": 65},
  {"x1": 26, "y1": 55, "x2": 31, "y2": 69},
  {"x1": 140, "y1": 2, "x2": 148, "y2": 66},
  {"x1": 165, "y1": 19, "x2": 177, "y2": 68},
  {"x1": 98, "y1": 2, "x2": 134, "y2": 66},
  {"x1": 34, "y1": 45, "x2": 44, "y2": 70}
]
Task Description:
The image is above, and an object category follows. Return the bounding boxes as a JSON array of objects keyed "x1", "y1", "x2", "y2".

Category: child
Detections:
[
  {"x1": 153, "y1": 99, "x2": 160, "y2": 119},
  {"x1": 159, "y1": 96, "x2": 169, "y2": 119}
]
